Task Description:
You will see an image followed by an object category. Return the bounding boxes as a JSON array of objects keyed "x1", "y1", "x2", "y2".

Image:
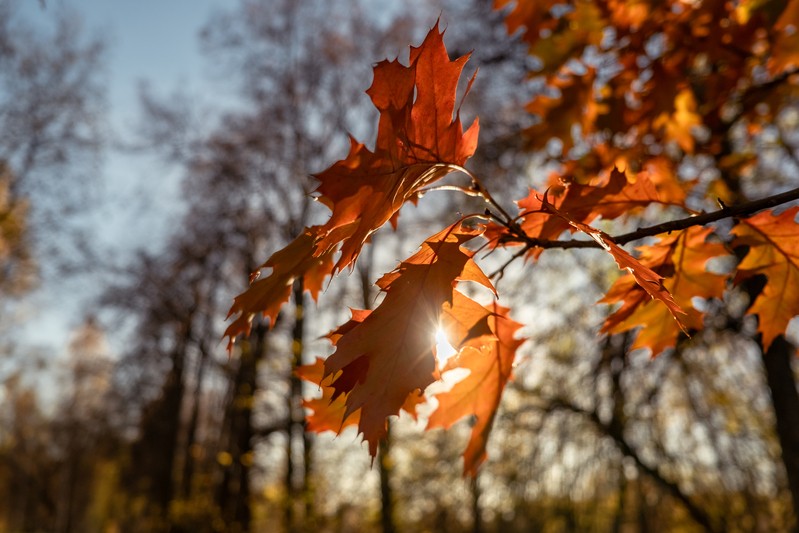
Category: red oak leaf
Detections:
[
  {"x1": 768, "y1": 0, "x2": 799, "y2": 75},
  {"x1": 440, "y1": 290, "x2": 495, "y2": 351},
  {"x1": 313, "y1": 22, "x2": 479, "y2": 271},
  {"x1": 558, "y1": 167, "x2": 666, "y2": 222},
  {"x1": 225, "y1": 23, "x2": 480, "y2": 351},
  {"x1": 224, "y1": 227, "x2": 336, "y2": 350},
  {"x1": 494, "y1": 0, "x2": 561, "y2": 47},
  {"x1": 505, "y1": 167, "x2": 669, "y2": 258},
  {"x1": 296, "y1": 357, "x2": 359, "y2": 433},
  {"x1": 297, "y1": 355, "x2": 425, "y2": 434},
  {"x1": 323, "y1": 222, "x2": 494, "y2": 456},
  {"x1": 428, "y1": 302, "x2": 524, "y2": 476}
]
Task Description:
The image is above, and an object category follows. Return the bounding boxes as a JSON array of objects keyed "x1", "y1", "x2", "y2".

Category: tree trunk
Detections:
[
  {"x1": 358, "y1": 253, "x2": 398, "y2": 533},
  {"x1": 216, "y1": 321, "x2": 265, "y2": 532},
  {"x1": 130, "y1": 338, "x2": 187, "y2": 531},
  {"x1": 180, "y1": 340, "x2": 210, "y2": 499},
  {"x1": 378, "y1": 423, "x2": 396, "y2": 533},
  {"x1": 612, "y1": 464, "x2": 627, "y2": 533},
  {"x1": 761, "y1": 335, "x2": 799, "y2": 530},
  {"x1": 470, "y1": 474, "x2": 482, "y2": 533},
  {"x1": 285, "y1": 278, "x2": 313, "y2": 532}
]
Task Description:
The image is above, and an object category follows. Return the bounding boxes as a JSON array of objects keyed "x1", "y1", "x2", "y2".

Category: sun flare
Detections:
[{"x1": 434, "y1": 327, "x2": 458, "y2": 367}]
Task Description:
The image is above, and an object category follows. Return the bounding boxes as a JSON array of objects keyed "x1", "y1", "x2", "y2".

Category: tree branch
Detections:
[
  {"x1": 546, "y1": 399, "x2": 721, "y2": 533},
  {"x1": 501, "y1": 185, "x2": 799, "y2": 251}
]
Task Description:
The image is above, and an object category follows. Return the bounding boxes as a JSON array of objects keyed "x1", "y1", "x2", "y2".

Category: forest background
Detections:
[{"x1": 1, "y1": 0, "x2": 798, "y2": 532}]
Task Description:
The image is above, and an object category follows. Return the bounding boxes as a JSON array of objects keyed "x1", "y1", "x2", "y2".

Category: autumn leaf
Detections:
[
  {"x1": 768, "y1": 0, "x2": 799, "y2": 75},
  {"x1": 732, "y1": 206, "x2": 799, "y2": 350},
  {"x1": 525, "y1": 67, "x2": 599, "y2": 153},
  {"x1": 639, "y1": 156, "x2": 688, "y2": 206},
  {"x1": 653, "y1": 89, "x2": 701, "y2": 153},
  {"x1": 322, "y1": 222, "x2": 494, "y2": 456},
  {"x1": 495, "y1": 167, "x2": 670, "y2": 258},
  {"x1": 601, "y1": 227, "x2": 729, "y2": 356},
  {"x1": 224, "y1": 23, "x2": 479, "y2": 350},
  {"x1": 325, "y1": 308, "x2": 373, "y2": 345},
  {"x1": 429, "y1": 302, "x2": 524, "y2": 476},
  {"x1": 224, "y1": 227, "x2": 336, "y2": 350},
  {"x1": 313, "y1": 22, "x2": 479, "y2": 271},
  {"x1": 299, "y1": 308, "x2": 422, "y2": 435},
  {"x1": 515, "y1": 186, "x2": 569, "y2": 250},
  {"x1": 296, "y1": 357, "x2": 360, "y2": 433},
  {"x1": 439, "y1": 290, "x2": 495, "y2": 351},
  {"x1": 494, "y1": 0, "x2": 561, "y2": 48},
  {"x1": 548, "y1": 166, "x2": 672, "y2": 228},
  {"x1": 529, "y1": 1, "x2": 605, "y2": 73},
  {"x1": 607, "y1": 0, "x2": 651, "y2": 28},
  {"x1": 541, "y1": 192, "x2": 688, "y2": 329},
  {"x1": 496, "y1": 0, "x2": 604, "y2": 73}
]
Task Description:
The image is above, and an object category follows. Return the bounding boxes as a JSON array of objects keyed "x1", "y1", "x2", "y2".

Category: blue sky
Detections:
[
  {"x1": 22, "y1": 0, "x2": 224, "y2": 122},
  {"x1": 13, "y1": 0, "x2": 448, "y2": 361},
  {"x1": 17, "y1": 0, "x2": 229, "y2": 357}
]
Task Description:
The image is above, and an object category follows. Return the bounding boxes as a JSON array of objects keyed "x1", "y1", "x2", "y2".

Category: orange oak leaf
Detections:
[
  {"x1": 639, "y1": 156, "x2": 688, "y2": 206},
  {"x1": 768, "y1": 0, "x2": 799, "y2": 75},
  {"x1": 600, "y1": 227, "x2": 729, "y2": 356},
  {"x1": 541, "y1": 193, "x2": 688, "y2": 329},
  {"x1": 494, "y1": 0, "x2": 560, "y2": 48},
  {"x1": 528, "y1": 1, "x2": 605, "y2": 73},
  {"x1": 225, "y1": 23, "x2": 480, "y2": 351},
  {"x1": 505, "y1": 167, "x2": 670, "y2": 258},
  {"x1": 224, "y1": 227, "x2": 336, "y2": 350},
  {"x1": 440, "y1": 290, "x2": 495, "y2": 351},
  {"x1": 313, "y1": 22, "x2": 479, "y2": 271},
  {"x1": 516, "y1": 188, "x2": 568, "y2": 247},
  {"x1": 653, "y1": 89, "x2": 701, "y2": 153},
  {"x1": 323, "y1": 222, "x2": 494, "y2": 456},
  {"x1": 496, "y1": 0, "x2": 603, "y2": 74},
  {"x1": 525, "y1": 67, "x2": 599, "y2": 153},
  {"x1": 325, "y1": 308, "x2": 373, "y2": 345},
  {"x1": 296, "y1": 357, "x2": 360, "y2": 433},
  {"x1": 731, "y1": 206, "x2": 799, "y2": 350},
  {"x1": 428, "y1": 302, "x2": 524, "y2": 476},
  {"x1": 558, "y1": 167, "x2": 668, "y2": 221},
  {"x1": 300, "y1": 309, "x2": 421, "y2": 434}
]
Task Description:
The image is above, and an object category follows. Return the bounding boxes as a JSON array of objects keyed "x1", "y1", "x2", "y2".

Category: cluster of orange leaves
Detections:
[{"x1": 225, "y1": 0, "x2": 799, "y2": 476}]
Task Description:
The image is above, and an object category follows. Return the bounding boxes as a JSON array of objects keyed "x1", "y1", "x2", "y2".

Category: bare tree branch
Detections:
[{"x1": 497, "y1": 185, "x2": 799, "y2": 251}]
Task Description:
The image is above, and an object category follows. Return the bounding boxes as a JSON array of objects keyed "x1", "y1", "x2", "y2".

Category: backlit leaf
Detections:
[
  {"x1": 313, "y1": 22, "x2": 479, "y2": 271},
  {"x1": 429, "y1": 302, "x2": 524, "y2": 476},
  {"x1": 732, "y1": 207, "x2": 799, "y2": 350},
  {"x1": 601, "y1": 227, "x2": 729, "y2": 356},
  {"x1": 323, "y1": 222, "x2": 494, "y2": 456}
]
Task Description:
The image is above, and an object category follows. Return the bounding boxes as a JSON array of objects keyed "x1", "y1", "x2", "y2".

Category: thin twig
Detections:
[
  {"x1": 446, "y1": 163, "x2": 516, "y2": 224},
  {"x1": 489, "y1": 246, "x2": 528, "y2": 281}
]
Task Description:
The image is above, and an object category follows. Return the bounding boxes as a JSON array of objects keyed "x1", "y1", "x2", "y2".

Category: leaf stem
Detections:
[
  {"x1": 445, "y1": 164, "x2": 517, "y2": 224},
  {"x1": 418, "y1": 184, "x2": 483, "y2": 197}
]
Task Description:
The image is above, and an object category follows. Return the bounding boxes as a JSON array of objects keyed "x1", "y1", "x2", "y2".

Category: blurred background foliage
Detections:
[{"x1": 0, "y1": 0, "x2": 798, "y2": 532}]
